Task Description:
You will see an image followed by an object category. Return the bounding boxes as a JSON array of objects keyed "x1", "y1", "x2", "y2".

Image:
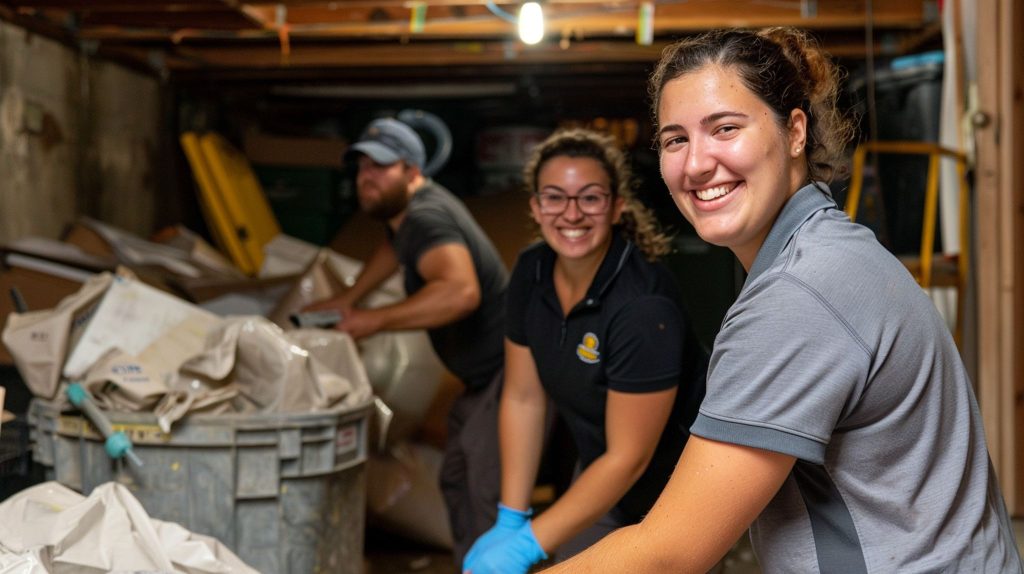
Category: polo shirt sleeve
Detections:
[
  {"x1": 691, "y1": 274, "x2": 870, "y2": 464},
  {"x1": 604, "y1": 294, "x2": 684, "y2": 393},
  {"x1": 504, "y1": 251, "x2": 533, "y2": 346}
]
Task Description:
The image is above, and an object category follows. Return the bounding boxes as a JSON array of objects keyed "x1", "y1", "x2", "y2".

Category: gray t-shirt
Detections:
[
  {"x1": 692, "y1": 183, "x2": 1021, "y2": 573},
  {"x1": 390, "y1": 180, "x2": 508, "y2": 389}
]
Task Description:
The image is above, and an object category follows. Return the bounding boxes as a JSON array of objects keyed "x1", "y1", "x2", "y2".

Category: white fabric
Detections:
[{"x1": 0, "y1": 482, "x2": 257, "y2": 573}]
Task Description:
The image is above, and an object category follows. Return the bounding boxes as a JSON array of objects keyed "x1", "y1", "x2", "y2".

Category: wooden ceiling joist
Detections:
[{"x1": 0, "y1": 0, "x2": 938, "y2": 75}]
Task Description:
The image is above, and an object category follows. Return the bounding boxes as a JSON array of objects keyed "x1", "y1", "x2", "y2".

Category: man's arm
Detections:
[
  {"x1": 338, "y1": 241, "x2": 480, "y2": 339},
  {"x1": 343, "y1": 240, "x2": 402, "y2": 305},
  {"x1": 304, "y1": 240, "x2": 399, "y2": 314},
  {"x1": 541, "y1": 435, "x2": 795, "y2": 573}
]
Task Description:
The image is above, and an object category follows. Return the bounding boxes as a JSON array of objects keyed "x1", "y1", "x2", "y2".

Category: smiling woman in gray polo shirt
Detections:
[{"x1": 542, "y1": 27, "x2": 1022, "y2": 574}]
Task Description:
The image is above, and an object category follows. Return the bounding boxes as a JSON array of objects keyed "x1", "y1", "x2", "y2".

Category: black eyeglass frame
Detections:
[{"x1": 533, "y1": 191, "x2": 613, "y2": 215}]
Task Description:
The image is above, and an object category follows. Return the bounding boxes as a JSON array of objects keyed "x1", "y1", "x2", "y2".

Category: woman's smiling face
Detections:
[
  {"x1": 657, "y1": 64, "x2": 807, "y2": 269},
  {"x1": 531, "y1": 155, "x2": 624, "y2": 263}
]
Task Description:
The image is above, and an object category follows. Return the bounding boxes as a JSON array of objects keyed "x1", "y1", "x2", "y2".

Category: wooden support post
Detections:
[{"x1": 975, "y1": 0, "x2": 1024, "y2": 514}]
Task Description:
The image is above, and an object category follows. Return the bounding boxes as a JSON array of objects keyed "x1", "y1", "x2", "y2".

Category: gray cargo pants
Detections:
[{"x1": 440, "y1": 370, "x2": 503, "y2": 567}]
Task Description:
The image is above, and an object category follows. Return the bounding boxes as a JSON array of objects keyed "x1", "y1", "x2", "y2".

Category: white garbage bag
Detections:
[{"x1": 0, "y1": 481, "x2": 257, "y2": 573}]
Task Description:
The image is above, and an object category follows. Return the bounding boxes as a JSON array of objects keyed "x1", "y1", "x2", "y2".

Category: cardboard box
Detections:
[
  {"x1": 0, "y1": 266, "x2": 91, "y2": 365},
  {"x1": 243, "y1": 131, "x2": 349, "y2": 169},
  {"x1": 61, "y1": 221, "x2": 116, "y2": 258},
  {"x1": 462, "y1": 188, "x2": 536, "y2": 270},
  {"x1": 328, "y1": 210, "x2": 386, "y2": 263},
  {"x1": 61, "y1": 276, "x2": 219, "y2": 381},
  {"x1": 168, "y1": 273, "x2": 301, "y2": 304}
]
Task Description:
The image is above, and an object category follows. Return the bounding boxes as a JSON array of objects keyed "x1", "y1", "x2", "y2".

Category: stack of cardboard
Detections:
[
  {"x1": 0, "y1": 197, "x2": 469, "y2": 552},
  {"x1": 0, "y1": 235, "x2": 115, "y2": 365},
  {"x1": 2, "y1": 271, "x2": 372, "y2": 430},
  {"x1": 0, "y1": 218, "x2": 302, "y2": 366}
]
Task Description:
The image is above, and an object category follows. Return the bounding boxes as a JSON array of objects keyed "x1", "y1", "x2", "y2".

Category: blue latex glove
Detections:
[
  {"x1": 463, "y1": 504, "x2": 532, "y2": 572},
  {"x1": 464, "y1": 521, "x2": 547, "y2": 574}
]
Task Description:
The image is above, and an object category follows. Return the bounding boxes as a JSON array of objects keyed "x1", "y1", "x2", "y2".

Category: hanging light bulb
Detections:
[{"x1": 518, "y1": 2, "x2": 544, "y2": 45}]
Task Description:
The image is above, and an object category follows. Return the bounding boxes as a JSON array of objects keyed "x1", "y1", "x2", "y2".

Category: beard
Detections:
[{"x1": 360, "y1": 183, "x2": 409, "y2": 221}]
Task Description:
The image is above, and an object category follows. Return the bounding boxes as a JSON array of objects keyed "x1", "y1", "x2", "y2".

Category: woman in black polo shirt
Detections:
[{"x1": 462, "y1": 128, "x2": 707, "y2": 574}]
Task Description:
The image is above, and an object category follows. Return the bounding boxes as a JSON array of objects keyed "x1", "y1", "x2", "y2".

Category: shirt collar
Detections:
[
  {"x1": 534, "y1": 232, "x2": 633, "y2": 307},
  {"x1": 745, "y1": 182, "x2": 836, "y2": 286},
  {"x1": 589, "y1": 233, "x2": 632, "y2": 300}
]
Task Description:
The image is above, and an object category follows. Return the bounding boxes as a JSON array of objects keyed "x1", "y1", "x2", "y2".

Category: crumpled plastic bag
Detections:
[
  {"x1": 61, "y1": 275, "x2": 220, "y2": 381},
  {"x1": 258, "y1": 233, "x2": 324, "y2": 279},
  {"x1": 0, "y1": 548, "x2": 47, "y2": 574},
  {"x1": 153, "y1": 316, "x2": 373, "y2": 431},
  {"x1": 0, "y1": 481, "x2": 257, "y2": 573},
  {"x1": 1, "y1": 273, "x2": 112, "y2": 401},
  {"x1": 79, "y1": 313, "x2": 221, "y2": 413},
  {"x1": 4, "y1": 269, "x2": 370, "y2": 431},
  {"x1": 267, "y1": 246, "x2": 444, "y2": 445},
  {"x1": 3, "y1": 271, "x2": 223, "y2": 418}
]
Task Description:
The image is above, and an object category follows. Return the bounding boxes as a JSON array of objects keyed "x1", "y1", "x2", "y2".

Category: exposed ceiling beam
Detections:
[
  {"x1": 78, "y1": 14, "x2": 927, "y2": 43},
  {"x1": 0, "y1": 0, "x2": 938, "y2": 77},
  {"x1": 153, "y1": 32, "x2": 918, "y2": 73},
  {"x1": 4, "y1": 0, "x2": 227, "y2": 10},
  {"x1": 5, "y1": 0, "x2": 928, "y2": 41},
  {"x1": 169, "y1": 39, "x2": 664, "y2": 69}
]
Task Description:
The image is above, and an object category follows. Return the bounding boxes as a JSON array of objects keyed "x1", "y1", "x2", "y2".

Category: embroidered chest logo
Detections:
[{"x1": 576, "y1": 332, "x2": 601, "y2": 364}]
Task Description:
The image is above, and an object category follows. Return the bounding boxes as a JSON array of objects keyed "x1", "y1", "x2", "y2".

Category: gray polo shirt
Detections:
[{"x1": 692, "y1": 183, "x2": 1021, "y2": 573}]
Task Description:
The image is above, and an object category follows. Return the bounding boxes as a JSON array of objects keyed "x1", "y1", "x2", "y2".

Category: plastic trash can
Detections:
[{"x1": 29, "y1": 397, "x2": 372, "y2": 574}]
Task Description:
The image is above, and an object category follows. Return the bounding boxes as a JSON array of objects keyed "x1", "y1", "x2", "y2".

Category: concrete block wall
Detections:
[{"x1": 0, "y1": 21, "x2": 162, "y2": 245}]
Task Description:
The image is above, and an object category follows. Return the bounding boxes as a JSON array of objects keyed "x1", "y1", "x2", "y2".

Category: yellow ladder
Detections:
[
  {"x1": 845, "y1": 141, "x2": 971, "y2": 347},
  {"x1": 180, "y1": 132, "x2": 281, "y2": 276}
]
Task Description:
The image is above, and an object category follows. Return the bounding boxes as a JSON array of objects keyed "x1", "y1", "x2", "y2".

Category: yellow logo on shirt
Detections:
[{"x1": 576, "y1": 332, "x2": 601, "y2": 364}]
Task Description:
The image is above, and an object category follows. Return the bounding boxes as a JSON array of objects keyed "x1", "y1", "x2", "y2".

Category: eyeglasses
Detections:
[{"x1": 535, "y1": 191, "x2": 612, "y2": 215}]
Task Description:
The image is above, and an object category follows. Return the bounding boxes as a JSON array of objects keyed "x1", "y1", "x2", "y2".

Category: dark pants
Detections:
[{"x1": 440, "y1": 371, "x2": 503, "y2": 567}]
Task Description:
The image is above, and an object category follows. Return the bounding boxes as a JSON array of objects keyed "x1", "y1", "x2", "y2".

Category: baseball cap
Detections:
[{"x1": 346, "y1": 118, "x2": 426, "y2": 169}]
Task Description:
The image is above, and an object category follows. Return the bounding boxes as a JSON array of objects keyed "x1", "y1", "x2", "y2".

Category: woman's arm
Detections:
[
  {"x1": 460, "y1": 339, "x2": 550, "y2": 573},
  {"x1": 499, "y1": 339, "x2": 550, "y2": 510},
  {"x1": 530, "y1": 386, "x2": 677, "y2": 553},
  {"x1": 542, "y1": 435, "x2": 796, "y2": 573}
]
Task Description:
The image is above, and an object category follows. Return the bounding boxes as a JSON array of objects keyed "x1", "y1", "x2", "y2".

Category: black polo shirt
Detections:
[{"x1": 507, "y1": 233, "x2": 707, "y2": 520}]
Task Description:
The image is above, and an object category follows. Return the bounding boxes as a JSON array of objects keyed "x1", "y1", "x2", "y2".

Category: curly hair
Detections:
[
  {"x1": 649, "y1": 27, "x2": 855, "y2": 183},
  {"x1": 522, "y1": 128, "x2": 671, "y2": 260}
]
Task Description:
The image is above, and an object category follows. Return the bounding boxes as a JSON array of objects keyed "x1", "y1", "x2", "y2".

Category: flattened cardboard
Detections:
[
  {"x1": 0, "y1": 266, "x2": 89, "y2": 365},
  {"x1": 244, "y1": 130, "x2": 349, "y2": 169}
]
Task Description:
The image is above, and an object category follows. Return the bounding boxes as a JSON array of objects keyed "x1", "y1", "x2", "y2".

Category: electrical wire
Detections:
[{"x1": 485, "y1": 0, "x2": 518, "y2": 24}]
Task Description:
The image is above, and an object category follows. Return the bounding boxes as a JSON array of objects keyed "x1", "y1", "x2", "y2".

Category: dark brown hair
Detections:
[{"x1": 649, "y1": 27, "x2": 855, "y2": 182}]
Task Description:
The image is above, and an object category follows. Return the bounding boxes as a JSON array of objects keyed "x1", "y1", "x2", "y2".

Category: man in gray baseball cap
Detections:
[
  {"x1": 340, "y1": 117, "x2": 430, "y2": 222},
  {"x1": 347, "y1": 117, "x2": 427, "y2": 169},
  {"x1": 309, "y1": 116, "x2": 510, "y2": 565}
]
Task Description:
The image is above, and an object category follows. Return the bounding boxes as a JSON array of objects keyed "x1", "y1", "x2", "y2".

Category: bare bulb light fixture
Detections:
[{"x1": 518, "y1": 2, "x2": 544, "y2": 44}]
